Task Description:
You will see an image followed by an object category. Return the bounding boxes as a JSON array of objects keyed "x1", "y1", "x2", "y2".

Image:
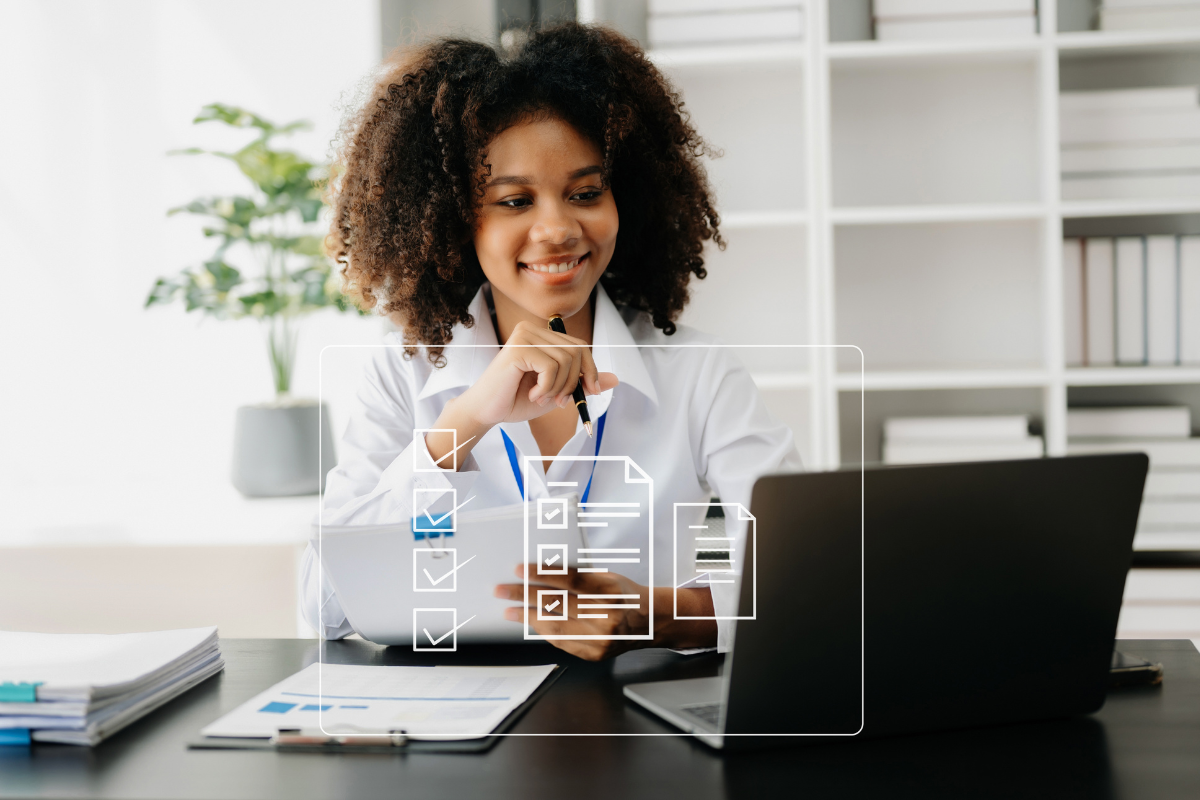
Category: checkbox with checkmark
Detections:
[
  {"x1": 537, "y1": 497, "x2": 568, "y2": 530},
  {"x1": 537, "y1": 590, "x2": 568, "y2": 621},
  {"x1": 413, "y1": 547, "x2": 476, "y2": 592},
  {"x1": 412, "y1": 608, "x2": 474, "y2": 651},
  {"x1": 537, "y1": 543, "x2": 569, "y2": 576}
]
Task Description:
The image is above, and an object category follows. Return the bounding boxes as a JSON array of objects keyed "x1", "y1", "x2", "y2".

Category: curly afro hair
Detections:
[{"x1": 327, "y1": 21, "x2": 724, "y2": 363}]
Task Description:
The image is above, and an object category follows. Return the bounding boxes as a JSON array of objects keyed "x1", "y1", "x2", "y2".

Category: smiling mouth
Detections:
[{"x1": 521, "y1": 253, "x2": 588, "y2": 274}]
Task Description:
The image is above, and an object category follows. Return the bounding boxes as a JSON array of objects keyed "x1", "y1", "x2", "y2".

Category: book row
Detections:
[{"x1": 1063, "y1": 236, "x2": 1200, "y2": 367}]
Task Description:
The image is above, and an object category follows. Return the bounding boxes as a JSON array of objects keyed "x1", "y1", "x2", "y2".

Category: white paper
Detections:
[
  {"x1": 0, "y1": 627, "x2": 218, "y2": 702},
  {"x1": 201, "y1": 662, "x2": 556, "y2": 740}
]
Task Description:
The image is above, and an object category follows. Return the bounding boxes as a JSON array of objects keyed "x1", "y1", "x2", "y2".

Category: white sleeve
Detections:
[
  {"x1": 303, "y1": 349, "x2": 481, "y2": 638},
  {"x1": 693, "y1": 349, "x2": 803, "y2": 653}
]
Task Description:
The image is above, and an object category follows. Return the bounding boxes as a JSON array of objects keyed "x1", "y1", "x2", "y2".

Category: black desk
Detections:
[{"x1": 1, "y1": 639, "x2": 1198, "y2": 799}]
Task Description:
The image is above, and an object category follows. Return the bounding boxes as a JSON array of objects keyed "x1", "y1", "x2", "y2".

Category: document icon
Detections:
[
  {"x1": 523, "y1": 455, "x2": 654, "y2": 642},
  {"x1": 673, "y1": 502, "x2": 756, "y2": 621}
]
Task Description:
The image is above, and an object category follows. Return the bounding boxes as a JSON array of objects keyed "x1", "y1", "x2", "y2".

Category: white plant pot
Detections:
[{"x1": 231, "y1": 399, "x2": 336, "y2": 497}]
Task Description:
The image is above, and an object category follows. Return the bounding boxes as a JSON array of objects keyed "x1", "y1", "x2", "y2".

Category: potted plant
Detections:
[{"x1": 147, "y1": 103, "x2": 363, "y2": 497}]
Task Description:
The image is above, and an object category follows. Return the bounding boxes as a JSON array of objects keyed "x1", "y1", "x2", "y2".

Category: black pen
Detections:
[{"x1": 547, "y1": 314, "x2": 593, "y2": 437}]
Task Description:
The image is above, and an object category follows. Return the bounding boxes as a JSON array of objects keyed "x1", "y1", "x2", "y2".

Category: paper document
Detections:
[{"x1": 200, "y1": 663, "x2": 557, "y2": 740}]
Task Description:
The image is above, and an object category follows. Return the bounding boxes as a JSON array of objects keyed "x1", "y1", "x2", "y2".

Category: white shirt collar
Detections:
[{"x1": 415, "y1": 282, "x2": 659, "y2": 409}]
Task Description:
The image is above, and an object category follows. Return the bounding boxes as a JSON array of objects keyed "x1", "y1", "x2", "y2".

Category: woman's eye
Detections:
[
  {"x1": 498, "y1": 197, "x2": 532, "y2": 209},
  {"x1": 572, "y1": 190, "x2": 602, "y2": 202}
]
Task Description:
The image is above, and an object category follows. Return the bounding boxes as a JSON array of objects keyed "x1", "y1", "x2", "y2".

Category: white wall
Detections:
[{"x1": 0, "y1": 1, "x2": 387, "y2": 546}]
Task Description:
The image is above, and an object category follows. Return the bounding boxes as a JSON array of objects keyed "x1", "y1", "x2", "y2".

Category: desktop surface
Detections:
[{"x1": 0, "y1": 638, "x2": 1197, "y2": 800}]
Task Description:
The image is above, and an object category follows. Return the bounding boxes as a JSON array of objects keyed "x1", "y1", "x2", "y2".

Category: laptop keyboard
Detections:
[{"x1": 681, "y1": 702, "x2": 722, "y2": 729}]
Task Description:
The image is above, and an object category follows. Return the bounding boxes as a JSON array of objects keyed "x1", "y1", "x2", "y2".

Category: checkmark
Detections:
[
  {"x1": 544, "y1": 599, "x2": 561, "y2": 613},
  {"x1": 421, "y1": 494, "x2": 475, "y2": 526},
  {"x1": 422, "y1": 554, "x2": 476, "y2": 586},
  {"x1": 432, "y1": 435, "x2": 476, "y2": 466},
  {"x1": 543, "y1": 507, "x2": 562, "y2": 521},
  {"x1": 543, "y1": 553, "x2": 561, "y2": 567},
  {"x1": 423, "y1": 614, "x2": 476, "y2": 646}
]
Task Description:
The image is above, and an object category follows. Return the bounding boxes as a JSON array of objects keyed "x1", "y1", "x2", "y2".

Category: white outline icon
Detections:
[
  {"x1": 537, "y1": 590, "x2": 569, "y2": 621},
  {"x1": 673, "y1": 502, "x2": 756, "y2": 621},
  {"x1": 412, "y1": 488, "x2": 473, "y2": 535},
  {"x1": 537, "y1": 543, "x2": 569, "y2": 575},
  {"x1": 522, "y1": 455, "x2": 654, "y2": 642},
  {"x1": 537, "y1": 497, "x2": 569, "y2": 529},
  {"x1": 413, "y1": 547, "x2": 476, "y2": 592},
  {"x1": 413, "y1": 428, "x2": 475, "y2": 472},
  {"x1": 412, "y1": 608, "x2": 475, "y2": 651}
]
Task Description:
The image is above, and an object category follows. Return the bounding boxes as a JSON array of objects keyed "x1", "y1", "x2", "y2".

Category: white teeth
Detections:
[{"x1": 527, "y1": 256, "x2": 582, "y2": 273}]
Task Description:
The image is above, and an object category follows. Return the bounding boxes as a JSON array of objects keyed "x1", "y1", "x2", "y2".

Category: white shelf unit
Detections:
[{"x1": 651, "y1": 0, "x2": 1200, "y2": 473}]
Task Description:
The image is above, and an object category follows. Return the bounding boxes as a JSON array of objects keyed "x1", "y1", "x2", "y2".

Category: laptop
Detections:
[{"x1": 624, "y1": 454, "x2": 1148, "y2": 749}]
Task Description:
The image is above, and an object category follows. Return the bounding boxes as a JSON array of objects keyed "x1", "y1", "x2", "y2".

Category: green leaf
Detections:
[
  {"x1": 204, "y1": 260, "x2": 242, "y2": 293},
  {"x1": 145, "y1": 277, "x2": 181, "y2": 308}
]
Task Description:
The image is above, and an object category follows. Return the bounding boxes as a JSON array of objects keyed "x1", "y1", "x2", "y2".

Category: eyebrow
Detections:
[{"x1": 483, "y1": 165, "x2": 602, "y2": 189}]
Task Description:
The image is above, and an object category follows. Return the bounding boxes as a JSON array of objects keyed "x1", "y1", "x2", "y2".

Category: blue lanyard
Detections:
[{"x1": 501, "y1": 412, "x2": 607, "y2": 503}]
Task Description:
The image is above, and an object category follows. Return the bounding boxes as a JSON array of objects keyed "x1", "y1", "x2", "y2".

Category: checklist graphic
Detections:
[
  {"x1": 412, "y1": 488, "x2": 474, "y2": 536},
  {"x1": 673, "y1": 502, "x2": 756, "y2": 621},
  {"x1": 537, "y1": 497, "x2": 569, "y2": 529},
  {"x1": 413, "y1": 547, "x2": 476, "y2": 592},
  {"x1": 537, "y1": 544, "x2": 568, "y2": 575},
  {"x1": 537, "y1": 589, "x2": 569, "y2": 621},
  {"x1": 413, "y1": 428, "x2": 475, "y2": 472},
  {"x1": 522, "y1": 455, "x2": 654, "y2": 642},
  {"x1": 412, "y1": 608, "x2": 475, "y2": 652}
]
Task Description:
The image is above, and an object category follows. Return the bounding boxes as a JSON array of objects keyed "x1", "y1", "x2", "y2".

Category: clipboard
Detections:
[{"x1": 187, "y1": 664, "x2": 564, "y2": 754}]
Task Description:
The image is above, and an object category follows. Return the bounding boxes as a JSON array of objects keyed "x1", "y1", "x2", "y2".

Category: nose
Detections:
[{"x1": 529, "y1": 199, "x2": 582, "y2": 246}]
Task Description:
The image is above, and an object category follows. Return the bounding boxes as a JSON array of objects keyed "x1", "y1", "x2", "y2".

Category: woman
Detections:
[{"x1": 303, "y1": 22, "x2": 802, "y2": 659}]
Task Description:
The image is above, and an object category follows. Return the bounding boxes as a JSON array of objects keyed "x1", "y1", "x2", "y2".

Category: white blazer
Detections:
[{"x1": 300, "y1": 283, "x2": 803, "y2": 649}]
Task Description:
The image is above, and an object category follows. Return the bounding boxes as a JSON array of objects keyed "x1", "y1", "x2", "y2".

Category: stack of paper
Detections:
[
  {"x1": 0, "y1": 627, "x2": 223, "y2": 746},
  {"x1": 1066, "y1": 407, "x2": 1200, "y2": 550},
  {"x1": 1062, "y1": 235, "x2": 1200, "y2": 366},
  {"x1": 882, "y1": 415, "x2": 1043, "y2": 465},
  {"x1": 873, "y1": 0, "x2": 1038, "y2": 41},
  {"x1": 1099, "y1": 0, "x2": 1200, "y2": 30},
  {"x1": 647, "y1": 0, "x2": 805, "y2": 48},
  {"x1": 1060, "y1": 86, "x2": 1200, "y2": 200}
]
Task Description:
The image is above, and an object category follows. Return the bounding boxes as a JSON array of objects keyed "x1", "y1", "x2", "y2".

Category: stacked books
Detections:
[
  {"x1": 882, "y1": 415, "x2": 1043, "y2": 465},
  {"x1": 1060, "y1": 86, "x2": 1200, "y2": 200},
  {"x1": 647, "y1": 0, "x2": 805, "y2": 48},
  {"x1": 873, "y1": 0, "x2": 1038, "y2": 41},
  {"x1": 1062, "y1": 236, "x2": 1200, "y2": 367},
  {"x1": 1099, "y1": 0, "x2": 1200, "y2": 30},
  {"x1": 1066, "y1": 407, "x2": 1200, "y2": 550},
  {"x1": 0, "y1": 627, "x2": 223, "y2": 746}
]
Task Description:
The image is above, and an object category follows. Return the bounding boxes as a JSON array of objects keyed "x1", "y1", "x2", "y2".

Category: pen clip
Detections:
[{"x1": 272, "y1": 726, "x2": 409, "y2": 748}]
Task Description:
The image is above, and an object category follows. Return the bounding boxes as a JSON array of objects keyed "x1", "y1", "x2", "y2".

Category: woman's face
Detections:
[{"x1": 473, "y1": 115, "x2": 618, "y2": 321}]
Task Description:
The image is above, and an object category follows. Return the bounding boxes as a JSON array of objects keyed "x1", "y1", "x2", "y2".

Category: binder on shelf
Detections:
[
  {"x1": 1183, "y1": 236, "x2": 1200, "y2": 365},
  {"x1": 1085, "y1": 238, "x2": 1116, "y2": 367},
  {"x1": 1146, "y1": 236, "x2": 1178, "y2": 366},
  {"x1": 1064, "y1": 238, "x2": 1085, "y2": 367},
  {"x1": 1115, "y1": 237, "x2": 1147, "y2": 366}
]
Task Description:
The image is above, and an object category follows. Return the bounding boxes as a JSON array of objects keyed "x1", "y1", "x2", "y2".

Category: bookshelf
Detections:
[{"x1": 651, "y1": 0, "x2": 1200, "y2": 477}]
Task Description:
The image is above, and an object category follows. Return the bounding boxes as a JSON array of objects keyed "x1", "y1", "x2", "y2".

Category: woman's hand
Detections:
[
  {"x1": 495, "y1": 565, "x2": 718, "y2": 661},
  {"x1": 426, "y1": 321, "x2": 618, "y2": 469}
]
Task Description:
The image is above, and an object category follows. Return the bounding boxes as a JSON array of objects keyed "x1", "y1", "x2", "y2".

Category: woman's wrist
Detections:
[
  {"x1": 425, "y1": 394, "x2": 491, "y2": 471},
  {"x1": 650, "y1": 587, "x2": 718, "y2": 650}
]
